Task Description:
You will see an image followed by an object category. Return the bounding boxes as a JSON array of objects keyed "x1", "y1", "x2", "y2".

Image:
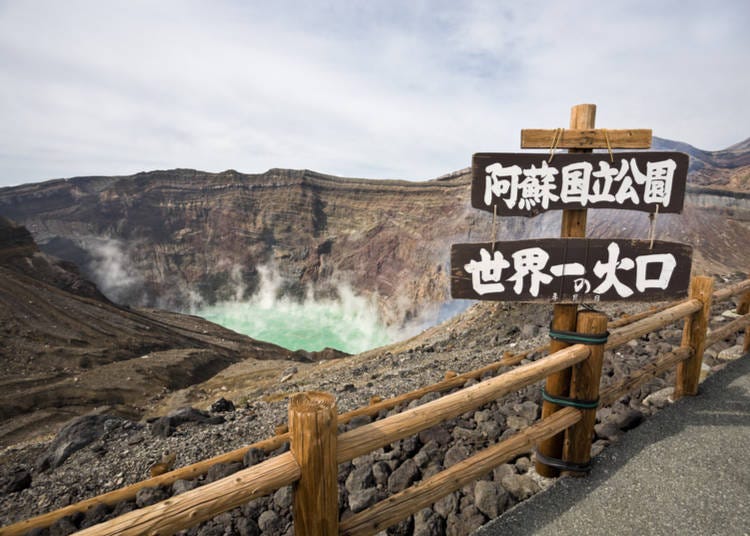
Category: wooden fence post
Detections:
[
  {"x1": 675, "y1": 276, "x2": 714, "y2": 398},
  {"x1": 737, "y1": 291, "x2": 750, "y2": 353},
  {"x1": 536, "y1": 103, "x2": 595, "y2": 478},
  {"x1": 562, "y1": 311, "x2": 608, "y2": 476},
  {"x1": 289, "y1": 391, "x2": 338, "y2": 536}
]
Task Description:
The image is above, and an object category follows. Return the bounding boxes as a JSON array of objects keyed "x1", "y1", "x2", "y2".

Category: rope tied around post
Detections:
[
  {"x1": 541, "y1": 387, "x2": 599, "y2": 409},
  {"x1": 548, "y1": 323, "x2": 609, "y2": 345},
  {"x1": 534, "y1": 449, "x2": 592, "y2": 473}
]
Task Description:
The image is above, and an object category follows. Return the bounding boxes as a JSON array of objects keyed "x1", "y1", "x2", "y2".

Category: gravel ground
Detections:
[{"x1": 0, "y1": 294, "x2": 745, "y2": 534}]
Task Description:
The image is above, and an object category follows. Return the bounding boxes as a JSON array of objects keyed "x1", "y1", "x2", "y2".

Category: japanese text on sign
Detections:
[
  {"x1": 471, "y1": 152, "x2": 689, "y2": 216},
  {"x1": 451, "y1": 239, "x2": 692, "y2": 303}
]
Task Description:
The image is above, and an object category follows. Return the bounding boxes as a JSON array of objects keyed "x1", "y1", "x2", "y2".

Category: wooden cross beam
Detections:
[{"x1": 521, "y1": 128, "x2": 652, "y2": 149}]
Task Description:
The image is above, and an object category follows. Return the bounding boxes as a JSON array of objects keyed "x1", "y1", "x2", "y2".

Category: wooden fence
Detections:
[{"x1": 2, "y1": 276, "x2": 749, "y2": 536}]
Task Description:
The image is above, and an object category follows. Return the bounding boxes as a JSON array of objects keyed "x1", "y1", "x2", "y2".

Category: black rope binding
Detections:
[
  {"x1": 534, "y1": 449, "x2": 592, "y2": 473},
  {"x1": 541, "y1": 388, "x2": 600, "y2": 410},
  {"x1": 548, "y1": 324, "x2": 610, "y2": 345}
]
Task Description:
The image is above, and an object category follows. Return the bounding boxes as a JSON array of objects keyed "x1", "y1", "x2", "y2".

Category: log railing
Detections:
[{"x1": 2, "y1": 276, "x2": 748, "y2": 536}]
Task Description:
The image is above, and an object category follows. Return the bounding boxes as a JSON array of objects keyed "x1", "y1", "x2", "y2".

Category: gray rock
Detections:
[
  {"x1": 443, "y1": 444, "x2": 469, "y2": 468},
  {"x1": 422, "y1": 462, "x2": 443, "y2": 480},
  {"x1": 196, "y1": 522, "x2": 225, "y2": 536},
  {"x1": 206, "y1": 461, "x2": 242, "y2": 483},
  {"x1": 595, "y1": 422, "x2": 621, "y2": 441},
  {"x1": 501, "y1": 472, "x2": 540, "y2": 501},
  {"x1": 49, "y1": 516, "x2": 78, "y2": 536},
  {"x1": 643, "y1": 387, "x2": 675, "y2": 408},
  {"x1": 514, "y1": 456, "x2": 531, "y2": 473},
  {"x1": 391, "y1": 436, "x2": 420, "y2": 459},
  {"x1": 452, "y1": 426, "x2": 483, "y2": 443},
  {"x1": 135, "y1": 486, "x2": 168, "y2": 508},
  {"x1": 718, "y1": 344, "x2": 744, "y2": 361},
  {"x1": 613, "y1": 407, "x2": 644, "y2": 431},
  {"x1": 172, "y1": 479, "x2": 199, "y2": 495},
  {"x1": 386, "y1": 515, "x2": 414, "y2": 535},
  {"x1": 447, "y1": 506, "x2": 486, "y2": 536},
  {"x1": 413, "y1": 507, "x2": 445, "y2": 536},
  {"x1": 506, "y1": 414, "x2": 531, "y2": 430},
  {"x1": 37, "y1": 414, "x2": 124, "y2": 470},
  {"x1": 474, "y1": 480, "x2": 509, "y2": 518},
  {"x1": 237, "y1": 517, "x2": 261, "y2": 536},
  {"x1": 151, "y1": 407, "x2": 224, "y2": 438},
  {"x1": 521, "y1": 324, "x2": 539, "y2": 338},
  {"x1": 419, "y1": 425, "x2": 452, "y2": 446},
  {"x1": 257, "y1": 510, "x2": 282, "y2": 534},
  {"x1": 492, "y1": 463, "x2": 516, "y2": 483},
  {"x1": 347, "y1": 414, "x2": 372, "y2": 428},
  {"x1": 349, "y1": 488, "x2": 385, "y2": 513},
  {"x1": 413, "y1": 440, "x2": 440, "y2": 468},
  {"x1": 477, "y1": 419, "x2": 503, "y2": 441},
  {"x1": 210, "y1": 397, "x2": 235, "y2": 413},
  {"x1": 80, "y1": 502, "x2": 111, "y2": 529},
  {"x1": 111, "y1": 500, "x2": 136, "y2": 518},
  {"x1": 346, "y1": 465, "x2": 375, "y2": 493},
  {"x1": 273, "y1": 485, "x2": 293, "y2": 510},
  {"x1": 388, "y1": 459, "x2": 420, "y2": 493},
  {"x1": 433, "y1": 491, "x2": 459, "y2": 518},
  {"x1": 372, "y1": 461, "x2": 391, "y2": 487},
  {"x1": 243, "y1": 447, "x2": 265, "y2": 468},
  {"x1": 4, "y1": 468, "x2": 31, "y2": 493}
]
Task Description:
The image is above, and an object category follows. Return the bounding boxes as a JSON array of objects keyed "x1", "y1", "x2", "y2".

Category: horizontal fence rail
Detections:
[
  {"x1": 337, "y1": 344, "x2": 590, "y2": 463},
  {"x1": 74, "y1": 452, "x2": 301, "y2": 536},
  {"x1": 2, "y1": 277, "x2": 748, "y2": 536},
  {"x1": 339, "y1": 407, "x2": 582, "y2": 536}
]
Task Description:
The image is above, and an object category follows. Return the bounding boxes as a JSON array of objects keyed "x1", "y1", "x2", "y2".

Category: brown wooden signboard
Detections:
[
  {"x1": 472, "y1": 152, "x2": 689, "y2": 216},
  {"x1": 451, "y1": 238, "x2": 692, "y2": 303}
]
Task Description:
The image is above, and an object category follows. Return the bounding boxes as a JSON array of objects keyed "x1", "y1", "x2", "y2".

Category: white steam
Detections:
[
  {"x1": 85, "y1": 237, "x2": 144, "y2": 303},
  {"x1": 195, "y1": 264, "x2": 396, "y2": 354}
]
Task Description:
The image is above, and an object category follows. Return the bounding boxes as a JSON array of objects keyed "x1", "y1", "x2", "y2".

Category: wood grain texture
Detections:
[
  {"x1": 337, "y1": 344, "x2": 590, "y2": 463},
  {"x1": 521, "y1": 128, "x2": 652, "y2": 149},
  {"x1": 289, "y1": 392, "x2": 338, "y2": 536},
  {"x1": 0, "y1": 434, "x2": 290, "y2": 536},
  {"x1": 675, "y1": 276, "x2": 714, "y2": 398},
  {"x1": 704, "y1": 312, "x2": 750, "y2": 347},
  {"x1": 712, "y1": 279, "x2": 750, "y2": 303},
  {"x1": 537, "y1": 102, "x2": 594, "y2": 477},
  {"x1": 73, "y1": 452, "x2": 300, "y2": 536},
  {"x1": 562, "y1": 312, "x2": 608, "y2": 475},
  {"x1": 600, "y1": 347, "x2": 692, "y2": 407},
  {"x1": 605, "y1": 299, "x2": 702, "y2": 349}
]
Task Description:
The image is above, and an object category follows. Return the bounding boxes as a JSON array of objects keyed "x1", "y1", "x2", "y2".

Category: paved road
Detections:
[{"x1": 475, "y1": 354, "x2": 750, "y2": 536}]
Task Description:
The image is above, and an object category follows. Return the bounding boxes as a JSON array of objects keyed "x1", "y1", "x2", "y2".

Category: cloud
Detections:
[{"x1": 0, "y1": 1, "x2": 748, "y2": 186}]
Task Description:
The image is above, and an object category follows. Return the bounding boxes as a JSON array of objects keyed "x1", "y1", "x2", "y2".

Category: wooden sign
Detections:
[
  {"x1": 451, "y1": 238, "x2": 692, "y2": 303},
  {"x1": 472, "y1": 152, "x2": 689, "y2": 216},
  {"x1": 520, "y1": 129, "x2": 652, "y2": 149}
]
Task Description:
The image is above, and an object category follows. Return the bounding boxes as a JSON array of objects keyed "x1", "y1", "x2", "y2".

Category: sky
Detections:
[{"x1": 0, "y1": 0, "x2": 748, "y2": 187}]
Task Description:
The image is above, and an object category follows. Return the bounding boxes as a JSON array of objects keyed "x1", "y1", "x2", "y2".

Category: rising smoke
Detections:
[
  {"x1": 82, "y1": 239, "x2": 470, "y2": 353},
  {"x1": 195, "y1": 265, "x2": 395, "y2": 353}
]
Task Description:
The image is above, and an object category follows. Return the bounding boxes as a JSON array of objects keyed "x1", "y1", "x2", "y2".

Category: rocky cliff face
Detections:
[
  {"x1": 0, "y1": 138, "x2": 748, "y2": 330},
  {"x1": 653, "y1": 136, "x2": 750, "y2": 192},
  {"x1": 0, "y1": 217, "x2": 296, "y2": 446}
]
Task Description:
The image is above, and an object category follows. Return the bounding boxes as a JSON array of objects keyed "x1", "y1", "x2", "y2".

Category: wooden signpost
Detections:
[
  {"x1": 472, "y1": 152, "x2": 689, "y2": 216},
  {"x1": 451, "y1": 238, "x2": 692, "y2": 303},
  {"x1": 451, "y1": 103, "x2": 694, "y2": 478}
]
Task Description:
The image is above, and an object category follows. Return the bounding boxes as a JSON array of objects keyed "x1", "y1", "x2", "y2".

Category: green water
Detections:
[{"x1": 197, "y1": 293, "x2": 393, "y2": 354}]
